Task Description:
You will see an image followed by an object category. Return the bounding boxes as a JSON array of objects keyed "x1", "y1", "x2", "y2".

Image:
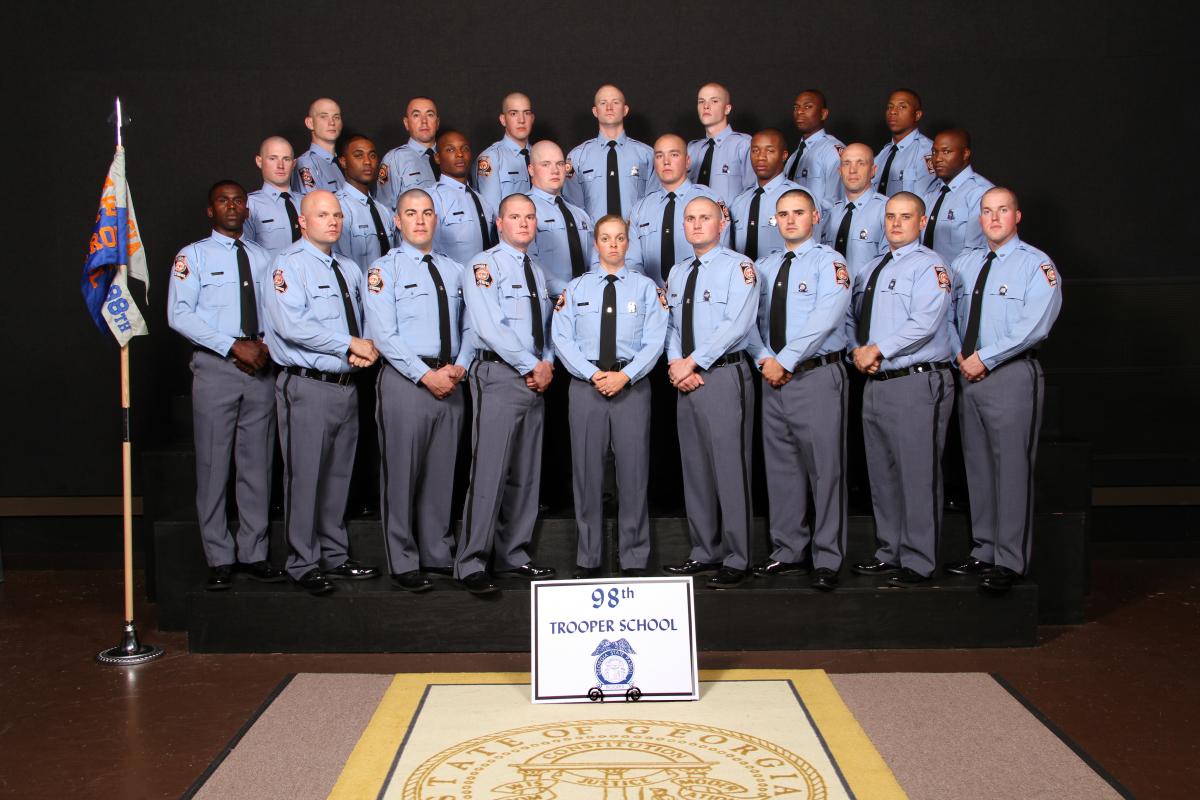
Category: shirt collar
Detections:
[
  {"x1": 529, "y1": 186, "x2": 559, "y2": 205},
  {"x1": 802, "y1": 128, "x2": 830, "y2": 145},
  {"x1": 889, "y1": 238, "x2": 922, "y2": 258},
  {"x1": 992, "y1": 235, "x2": 1021, "y2": 259},
  {"x1": 399, "y1": 240, "x2": 432, "y2": 262},
  {"x1": 307, "y1": 143, "x2": 334, "y2": 163},
  {"x1": 496, "y1": 239, "x2": 527, "y2": 262},
  {"x1": 210, "y1": 230, "x2": 239, "y2": 249},
  {"x1": 894, "y1": 129, "x2": 923, "y2": 150},
  {"x1": 341, "y1": 182, "x2": 370, "y2": 204},
  {"x1": 709, "y1": 125, "x2": 735, "y2": 145},
  {"x1": 438, "y1": 173, "x2": 468, "y2": 190},
  {"x1": 406, "y1": 138, "x2": 432, "y2": 156},
  {"x1": 502, "y1": 135, "x2": 527, "y2": 154},
  {"x1": 262, "y1": 182, "x2": 291, "y2": 200},
  {"x1": 946, "y1": 166, "x2": 976, "y2": 192},
  {"x1": 786, "y1": 237, "x2": 817, "y2": 257},
  {"x1": 597, "y1": 130, "x2": 629, "y2": 147},
  {"x1": 760, "y1": 172, "x2": 787, "y2": 192},
  {"x1": 299, "y1": 237, "x2": 336, "y2": 266},
  {"x1": 594, "y1": 266, "x2": 629, "y2": 283},
  {"x1": 695, "y1": 246, "x2": 723, "y2": 266}
]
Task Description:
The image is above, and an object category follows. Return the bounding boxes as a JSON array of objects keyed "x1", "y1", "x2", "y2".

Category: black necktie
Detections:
[
  {"x1": 424, "y1": 254, "x2": 452, "y2": 363},
  {"x1": 367, "y1": 199, "x2": 390, "y2": 259},
  {"x1": 961, "y1": 251, "x2": 996, "y2": 357},
  {"x1": 424, "y1": 147, "x2": 440, "y2": 180},
  {"x1": 523, "y1": 254, "x2": 544, "y2": 354},
  {"x1": 599, "y1": 274, "x2": 618, "y2": 370},
  {"x1": 785, "y1": 138, "x2": 807, "y2": 181},
  {"x1": 660, "y1": 191, "x2": 677, "y2": 274},
  {"x1": 696, "y1": 138, "x2": 715, "y2": 186},
  {"x1": 555, "y1": 195, "x2": 586, "y2": 277},
  {"x1": 520, "y1": 147, "x2": 530, "y2": 170},
  {"x1": 745, "y1": 187, "x2": 764, "y2": 261},
  {"x1": 467, "y1": 185, "x2": 494, "y2": 248},
  {"x1": 605, "y1": 141, "x2": 622, "y2": 216},
  {"x1": 233, "y1": 240, "x2": 259, "y2": 337},
  {"x1": 279, "y1": 191, "x2": 301, "y2": 242},
  {"x1": 681, "y1": 258, "x2": 701, "y2": 356},
  {"x1": 330, "y1": 259, "x2": 360, "y2": 338},
  {"x1": 878, "y1": 144, "x2": 899, "y2": 195},
  {"x1": 923, "y1": 185, "x2": 950, "y2": 248},
  {"x1": 834, "y1": 202, "x2": 855, "y2": 256},
  {"x1": 856, "y1": 252, "x2": 892, "y2": 344},
  {"x1": 769, "y1": 251, "x2": 795, "y2": 353}
]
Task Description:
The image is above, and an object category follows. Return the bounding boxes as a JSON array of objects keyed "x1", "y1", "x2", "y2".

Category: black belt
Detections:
[
  {"x1": 285, "y1": 365, "x2": 354, "y2": 386},
  {"x1": 590, "y1": 359, "x2": 631, "y2": 371},
  {"x1": 708, "y1": 351, "x2": 745, "y2": 369},
  {"x1": 476, "y1": 350, "x2": 506, "y2": 364},
  {"x1": 421, "y1": 356, "x2": 453, "y2": 369},
  {"x1": 793, "y1": 350, "x2": 845, "y2": 374},
  {"x1": 870, "y1": 361, "x2": 952, "y2": 381},
  {"x1": 193, "y1": 336, "x2": 259, "y2": 360}
]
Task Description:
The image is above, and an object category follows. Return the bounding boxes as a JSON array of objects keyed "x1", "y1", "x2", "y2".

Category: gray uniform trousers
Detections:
[
  {"x1": 455, "y1": 360, "x2": 544, "y2": 578},
  {"x1": 958, "y1": 356, "x2": 1043, "y2": 574},
  {"x1": 569, "y1": 376, "x2": 652, "y2": 570},
  {"x1": 762, "y1": 361, "x2": 848, "y2": 570},
  {"x1": 376, "y1": 364, "x2": 463, "y2": 574},
  {"x1": 677, "y1": 360, "x2": 755, "y2": 570},
  {"x1": 862, "y1": 367, "x2": 954, "y2": 577},
  {"x1": 276, "y1": 371, "x2": 358, "y2": 579}
]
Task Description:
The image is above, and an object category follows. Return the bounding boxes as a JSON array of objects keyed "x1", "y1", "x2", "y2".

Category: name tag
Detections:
[
  {"x1": 261, "y1": 218, "x2": 275, "y2": 223},
  {"x1": 577, "y1": 301, "x2": 590, "y2": 307},
  {"x1": 318, "y1": 284, "x2": 331, "y2": 289},
  {"x1": 404, "y1": 283, "x2": 418, "y2": 289},
  {"x1": 452, "y1": 210, "x2": 465, "y2": 216},
  {"x1": 211, "y1": 271, "x2": 224, "y2": 276}
]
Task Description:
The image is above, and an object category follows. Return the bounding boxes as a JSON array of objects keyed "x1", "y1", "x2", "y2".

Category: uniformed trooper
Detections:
[
  {"x1": 663, "y1": 197, "x2": 759, "y2": 589},
  {"x1": 429, "y1": 129, "x2": 495, "y2": 265},
  {"x1": 474, "y1": 92, "x2": 535, "y2": 212},
  {"x1": 526, "y1": 139, "x2": 595, "y2": 298},
  {"x1": 626, "y1": 133, "x2": 727, "y2": 287},
  {"x1": 782, "y1": 90, "x2": 845, "y2": 209},
  {"x1": 552, "y1": 215, "x2": 669, "y2": 578},
  {"x1": 921, "y1": 128, "x2": 994, "y2": 265},
  {"x1": 945, "y1": 187, "x2": 1063, "y2": 594},
  {"x1": 334, "y1": 134, "x2": 395, "y2": 270},
  {"x1": 728, "y1": 129, "x2": 807, "y2": 261},
  {"x1": 749, "y1": 190, "x2": 851, "y2": 592},
  {"x1": 456, "y1": 193, "x2": 557, "y2": 595},
  {"x1": 687, "y1": 83, "x2": 754, "y2": 205},
  {"x1": 262, "y1": 190, "x2": 382, "y2": 594},
  {"x1": 821, "y1": 143, "x2": 889, "y2": 277},
  {"x1": 245, "y1": 136, "x2": 303, "y2": 260},
  {"x1": 847, "y1": 192, "x2": 955, "y2": 586},
  {"x1": 292, "y1": 97, "x2": 345, "y2": 197},
  {"x1": 364, "y1": 189, "x2": 476, "y2": 593},
  {"x1": 563, "y1": 84, "x2": 657, "y2": 221},
  {"x1": 375, "y1": 96, "x2": 440, "y2": 212},
  {"x1": 167, "y1": 180, "x2": 284, "y2": 590},
  {"x1": 873, "y1": 89, "x2": 935, "y2": 197}
]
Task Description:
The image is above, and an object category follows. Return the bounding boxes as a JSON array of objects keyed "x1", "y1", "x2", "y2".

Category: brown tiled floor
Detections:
[{"x1": 1, "y1": 559, "x2": 1196, "y2": 799}]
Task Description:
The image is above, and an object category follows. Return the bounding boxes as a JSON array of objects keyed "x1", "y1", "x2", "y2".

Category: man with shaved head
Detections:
[
  {"x1": 474, "y1": 91, "x2": 536, "y2": 211},
  {"x1": 245, "y1": 136, "x2": 302, "y2": 259},
  {"x1": 921, "y1": 128, "x2": 994, "y2": 264},
  {"x1": 292, "y1": 97, "x2": 345, "y2": 197},
  {"x1": 429, "y1": 129, "x2": 496, "y2": 265},
  {"x1": 822, "y1": 143, "x2": 889, "y2": 277},
  {"x1": 526, "y1": 140, "x2": 594, "y2": 297},
  {"x1": 687, "y1": 82, "x2": 754, "y2": 204},
  {"x1": 264, "y1": 189, "x2": 381, "y2": 595},
  {"x1": 782, "y1": 89, "x2": 845, "y2": 209},
  {"x1": 873, "y1": 89, "x2": 933, "y2": 197},
  {"x1": 376, "y1": 96, "x2": 441, "y2": 212},
  {"x1": 563, "y1": 84, "x2": 657, "y2": 220},
  {"x1": 728, "y1": 129, "x2": 807, "y2": 261}
]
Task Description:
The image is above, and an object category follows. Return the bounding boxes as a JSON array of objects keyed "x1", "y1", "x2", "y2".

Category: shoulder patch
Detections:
[
  {"x1": 377, "y1": 164, "x2": 389, "y2": 185},
  {"x1": 477, "y1": 156, "x2": 492, "y2": 177},
  {"x1": 299, "y1": 166, "x2": 314, "y2": 189},
  {"x1": 741, "y1": 261, "x2": 757, "y2": 286},
  {"x1": 172, "y1": 254, "x2": 190, "y2": 280},
  {"x1": 834, "y1": 143, "x2": 845, "y2": 154},
  {"x1": 923, "y1": 153, "x2": 934, "y2": 175},
  {"x1": 272, "y1": 267, "x2": 287, "y2": 293},
  {"x1": 565, "y1": 159, "x2": 575, "y2": 179},
  {"x1": 1040, "y1": 263, "x2": 1058, "y2": 287},
  {"x1": 933, "y1": 264, "x2": 951, "y2": 291},
  {"x1": 473, "y1": 263, "x2": 493, "y2": 288},
  {"x1": 367, "y1": 267, "x2": 384, "y2": 294},
  {"x1": 717, "y1": 199, "x2": 731, "y2": 224},
  {"x1": 554, "y1": 290, "x2": 566, "y2": 312},
  {"x1": 834, "y1": 261, "x2": 850, "y2": 289},
  {"x1": 656, "y1": 286, "x2": 668, "y2": 310}
]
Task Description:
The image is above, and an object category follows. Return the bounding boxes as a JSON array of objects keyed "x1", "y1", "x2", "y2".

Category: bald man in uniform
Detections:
[
  {"x1": 293, "y1": 97, "x2": 345, "y2": 197},
  {"x1": 376, "y1": 96, "x2": 441, "y2": 212},
  {"x1": 474, "y1": 92, "x2": 535, "y2": 211},
  {"x1": 245, "y1": 136, "x2": 303, "y2": 260},
  {"x1": 688, "y1": 83, "x2": 754, "y2": 205}
]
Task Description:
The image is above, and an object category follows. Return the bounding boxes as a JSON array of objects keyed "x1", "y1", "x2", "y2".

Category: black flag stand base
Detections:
[{"x1": 96, "y1": 621, "x2": 164, "y2": 666}]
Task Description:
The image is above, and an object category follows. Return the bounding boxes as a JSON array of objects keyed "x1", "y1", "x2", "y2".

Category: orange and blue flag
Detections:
[{"x1": 82, "y1": 147, "x2": 149, "y2": 345}]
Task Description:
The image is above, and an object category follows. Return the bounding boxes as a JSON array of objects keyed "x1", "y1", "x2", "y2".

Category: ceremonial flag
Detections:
[{"x1": 82, "y1": 146, "x2": 149, "y2": 346}]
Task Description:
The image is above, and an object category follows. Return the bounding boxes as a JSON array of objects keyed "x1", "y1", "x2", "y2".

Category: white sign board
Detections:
[{"x1": 530, "y1": 576, "x2": 699, "y2": 704}]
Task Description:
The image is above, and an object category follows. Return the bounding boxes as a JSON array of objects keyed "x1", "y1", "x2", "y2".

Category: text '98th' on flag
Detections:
[{"x1": 82, "y1": 146, "x2": 149, "y2": 346}]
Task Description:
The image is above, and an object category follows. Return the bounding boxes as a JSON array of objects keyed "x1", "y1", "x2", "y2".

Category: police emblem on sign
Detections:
[
  {"x1": 173, "y1": 254, "x2": 189, "y2": 281},
  {"x1": 934, "y1": 265, "x2": 951, "y2": 291},
  {"x1": 272, "y1": 268, "x2": 287, "y2": 293},
  {"x1": 367, "y1": 267, "x2": 383, "y2": 294},
  {"x1": 591, "y1": 638, "x2": 636, "y2": 687},
  {"x1": 741, "y1": 262, "x2": 756, "y2": 286},
  {"x1": 299, "y1": 167, "x2": 315, "y2": 189}
]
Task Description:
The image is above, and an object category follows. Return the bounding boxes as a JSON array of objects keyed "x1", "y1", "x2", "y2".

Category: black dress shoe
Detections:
[
  {"x1": 295, "y1": 568, "x2": 334, "y2": 595},
  {"x1": 886, "y1": 567, "x2": 931, "y2": 587},
  {"x1": 391, "y1": 570, "x2": 433, "y2": 593},
  {"x1": 707, "y1": 567, "x2": 748, "y2": 589},
  {"x1": 422, "y1": 566, "x2": 453, "y2": 577},
  {"x1": 500, "y1": 562, "x2": 556, "y2": 579},
  {"x1": 239, "y1": 561, "x2": 287, "y2": 583},
  {"x1": 979, "y1": 566, "x2": 1021, "y2": 595},
  {"x1": 852, "y1": 559, "x2": 901, "y2": 576},
  {"x1": 459, "y1": 571, "x2": 499, "y2": 595},
  {"x1": 621, "y1": 567, "x2": 650, "y2": 577},
  {"x1": 752, "y1": 559, "x2": 809, "y2": 577},
  {"x1": 664, "y1": 559, "x2": 722, "y2": 575},
  {"x1": 944, "y1": 557, "x2": 994, "y2": 576},
  {"x1": 572, "y1": 565, "x2": 602, "y2": 579},
  {"x1": 207, "y1": 565, "x2": 234, "y2": 591},
  {"x1": 325, "y1": 559, "x2": 380, "y2": 580},
  {"x1": 811, "y1": 568, "x2": 839, "y2": 592}
]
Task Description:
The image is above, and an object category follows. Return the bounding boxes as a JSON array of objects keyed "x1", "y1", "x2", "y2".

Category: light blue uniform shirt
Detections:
[
  {"x1": 563, "y1": 131, "x2": 658, "y2": 220},
  {"x1": 473, "y1": 135, "x2": 530, "y2": 212},
  {"x1": 263, "y1": 238, "x2": 363, "y2": 373},
  {"x1": 376, "y1": 139, "x2": 438, "y2": 212},
  {"x1": 334, "y1": 183, "x2": 396, "y2": 272},
  {"x1": 948, "y1": 237, "x2": 1062, "y2": 370},
  {"x1": 820, "y1": 191, "x2": 889, "y2": 278},
  {"x1": 362, "y1": 241, "x2": 476, "y2": 384},
  {"x1": 291, "y1": 143, "x2": 344, "y2": 197},
  {"x1": 921, "y1": 166, "x2": 994, "y2": 264},
  {"x1": 462, "y1": 240, "x2": 554, "y2": 374},
  {"x1": 527, "y1": 187, "x2": 594, "y2": 298},
  {"x1": 872, "y1": 129, "x2": 934, "y2": 196},
  {"x1": 847, "y1": 239, "x2": 953, "y2": 369},
  {"x1": 552, "y1": 267, "x2": 668, "y2": 384},
  {"x1": 244, "y1": 183, "x2": 301, "y2": 261},
  {"x1": 626, "y1": 180, "x2": 728, "y2": 288},
  {"x1": 687, "y1": 126, "x2": 754, "y2": 205},
  {"x1": 782, "y1": 129, "x2": 845, "y2": 209},
  {"x1": 430, "y1": 175, "x2": 495, "y2": 267},
  {"x1": 749, "y1": 238, "x2": 851, "y2": 370},
  {"x1": 728, "y1": 173, "x2": 813, "y2": 259},
  {"x1": 168, "y1": 231, "x2": 272, "y2": 355},
  {"x1": 664, "y1": 246, "x2": 759, "y2": 369}
]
